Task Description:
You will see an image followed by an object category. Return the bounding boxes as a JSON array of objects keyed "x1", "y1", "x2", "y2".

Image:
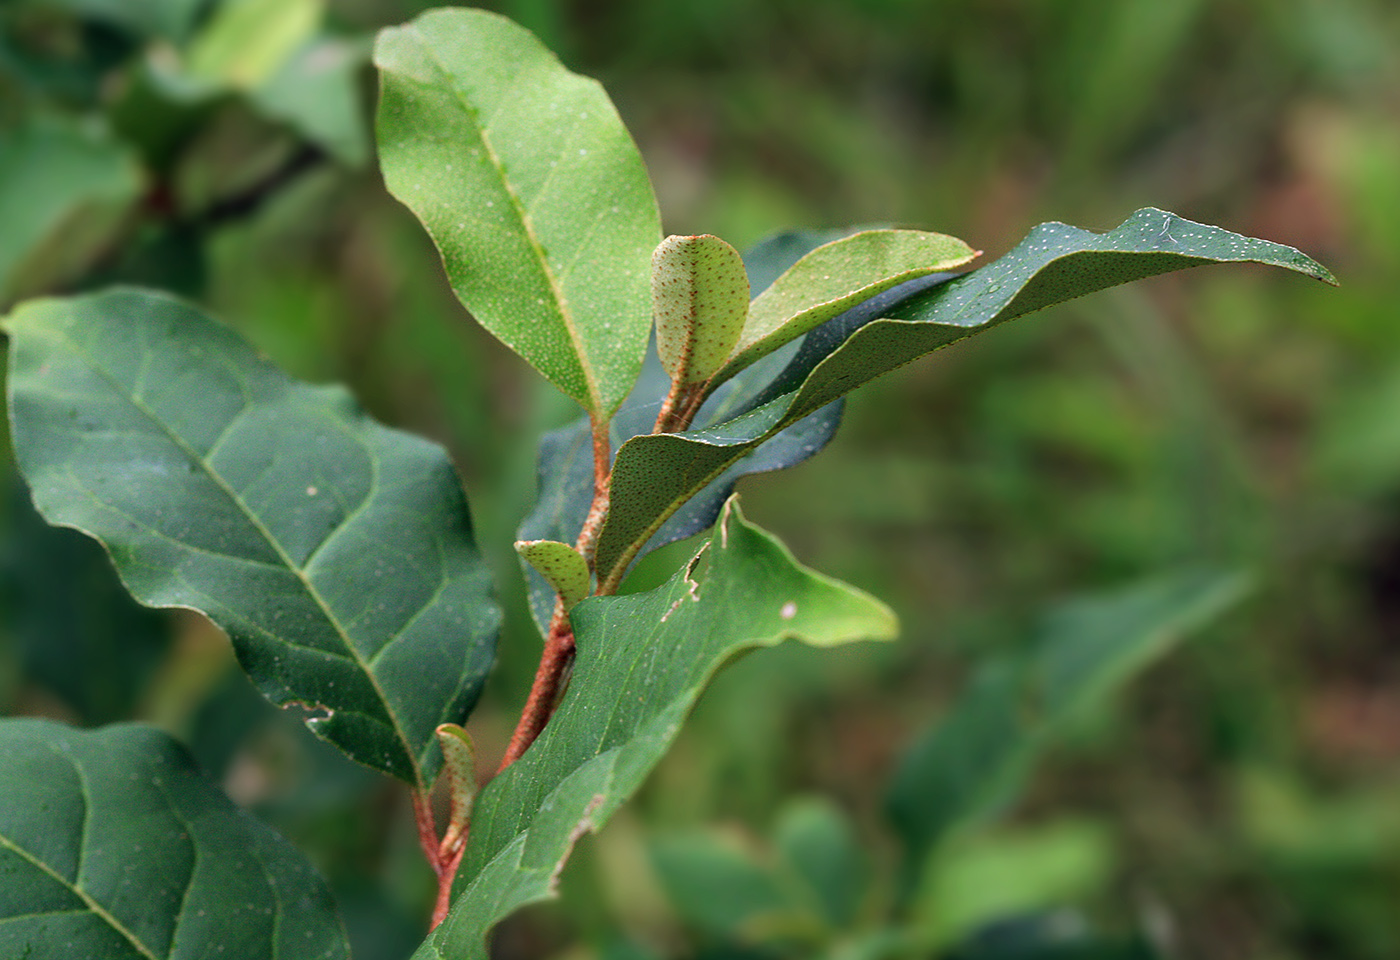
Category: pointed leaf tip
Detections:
[
  {"x1": 516, "y1": 539, "x2": 591, "y2": 610},
  {"x1": 653, "y1": 234, "x2": 750, "y2": 385}
]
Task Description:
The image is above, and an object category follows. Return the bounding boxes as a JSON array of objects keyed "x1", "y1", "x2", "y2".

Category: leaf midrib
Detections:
[
  {"x1": 47, "y1": 322, "x2": 424, "y2": 789},
  {"x1": 411, "y1": 25, "x2": 601, "y2": 414}
]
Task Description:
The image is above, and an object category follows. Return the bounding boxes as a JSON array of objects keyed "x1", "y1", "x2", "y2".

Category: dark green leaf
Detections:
[
  {"x1": 886, "y1": 569, "x2": 1250, "y2": 879},
  {"x1": 593, "y1": 209, "x2": 1335, "y2": 585},
  {"x1": 375, "y1": 8, "x2": 661, "y2": 416},
  {"x1": 0, "y1": 718, "x2": 349, "y2": 959},
  {"x1": 414, "y1": 500, "x2": 897, "y2": 960},
  {"x1": 1, "y1": 485, "x2": 173, "y2": 725},
  {"x1": 4, "y1": 289, "x2": 499, "y2": 788}
]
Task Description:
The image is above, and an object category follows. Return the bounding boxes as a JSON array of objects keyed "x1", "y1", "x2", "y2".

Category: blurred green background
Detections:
[{"x1": 3, "y1": 1, "x2": 1399, "y2": 958}]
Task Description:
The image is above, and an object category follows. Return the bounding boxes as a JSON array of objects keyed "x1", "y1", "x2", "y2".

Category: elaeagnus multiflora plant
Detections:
[{"x1": 0, "y1": 7, "x2": 1336, "y2": 960}]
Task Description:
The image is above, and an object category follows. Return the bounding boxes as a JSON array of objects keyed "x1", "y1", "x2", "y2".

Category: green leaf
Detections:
[
  {"x1": 4, "y1": 289, "x2": 499, "y2": 788},
  {"x1": 375, "y1": 8, "x2": 662, "y2": 416},
  {"x1": 250, "y1": 35, "x2": 372, "y2": 167},
  {"x1": 922, "y1": 822, "x2": 1117, "y2": 953},
  {"x1": 650, "y1": 834, "x2": 796, "y2": 939},
  {"x1": 713, "y1": 229, "x2": 979, "y2": 384},
  {"x1": 413, "y1": 500, "x2": 897, "y2": 960},
  {"x1": 885, "y1": 568, "x2": 1250, "y2": 879},
  {"x1": 515, "y1": 539, "x2": 590, "y2": 611},
  {"x1": 774, "y1": 798, "x2": 867, "y2": 931},
  {"x1": 184, "y1": 0, "x2": 324, "y2": 91},
  {"x1": 0, "y1": 718, "x2": 349, "y2": 959},
  {"x1": 653, "y1": 235, "x2": 750, "y2": 386},
  {"x1": 437, "y1": 723, "x2": 479, "y2": 856},
  {"x1": 593, "y1": 209, "x2": 1335, "y2": 586},
  {"x1": 0, "y1": 112, "x2": 143, "y2": 306}
]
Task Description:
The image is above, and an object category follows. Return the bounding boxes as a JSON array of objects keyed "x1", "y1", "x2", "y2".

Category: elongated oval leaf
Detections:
[
  {"x1": 375, "y1": 8, "x2": 661, "y2": 415},
  {"x1": 4, "y1": 289, "x2": 499, "y2": 789},
  {"x1": 712, "y1": 229, "x2": 978, "y2": 384},
  {"x1": 413, "y1": 500, "x2": 897, "y2": 960},
  {"x1": 0, "y1": 718, "x2": 348, "y2": 959},
  {"x1": 593, "y1": 209, "x2": 1335, "y2": 584}
]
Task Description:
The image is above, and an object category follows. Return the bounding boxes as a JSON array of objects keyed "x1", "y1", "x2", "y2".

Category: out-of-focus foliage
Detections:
[{"x1": 1, "y1": 1, "x2": 1397, "y2": 959}]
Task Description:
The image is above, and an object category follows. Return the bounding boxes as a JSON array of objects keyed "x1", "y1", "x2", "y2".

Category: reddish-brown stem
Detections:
[
  {"x1": 414, "y1": 790, "x2": 467, "y2": 930},
  {"x1": 652, "y1": 379, "x2": 707, "y2": 435},
  {"x1": 498, "y1": 414, "x2": 612, "y2": 775},
  {"x1": 496, "y1": 600, "x2": 574, "y2": 772}
]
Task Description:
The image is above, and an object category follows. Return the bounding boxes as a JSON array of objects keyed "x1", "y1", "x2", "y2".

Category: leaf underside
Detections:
[
  {"x1": 414, "y1": 500, "x2": 897, "y2": 960},
  {"x1": 375, "y1": 8, "x2": 661, "y2": 415},
  {"x1": 592, "y1": 208, "x2": 1336, "y2": 585},
  {"x1": 0, "y1": 719, "x2": 349, "y2": 960},
  {"x1": 4, "y1": 289, "x2": 500, "y2": 788}
]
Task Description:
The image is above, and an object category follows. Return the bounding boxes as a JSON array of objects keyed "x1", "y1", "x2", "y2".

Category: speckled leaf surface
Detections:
[
  {"x1": 375, "y1": 8, "x2": 661, "y2": 415},
  {"x1": 4, "y1": 289, "x2": 499, "y2": 788},
  {"x1": 0, "y1": 718, "x2": 348, "y2": 959},
  {"x1": 412, "y1": 501, "x2": 897, "y2": 960},
  {"x1": 593, "y1": 208, "x2": 1336, "y2": 584},
  {"x1": 515, "y1": 539, "x2": 590, "y2": 611},
  {"x1": 653, "y1": 234, "x2": 749, "y2": 385}
]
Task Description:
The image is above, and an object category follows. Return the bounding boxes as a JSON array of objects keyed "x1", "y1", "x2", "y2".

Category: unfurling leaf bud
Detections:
[{"x1": 652, "y1": 234, "x2": 749, "y2": 386}]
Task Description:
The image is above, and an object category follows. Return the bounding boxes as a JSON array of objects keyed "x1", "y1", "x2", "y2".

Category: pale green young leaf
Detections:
[
  {"x1": 412, "y1": 500, "x2": 897, "y2": 960},
  {"x1": 711, "y1": 229, "x2": 978, "y2": 384},
  {"x1": 374, "y1": 8, "x2": 662, "y2": 415},
  {"x1": 515, "y1": 539, "x2": 591, "y2": 611},
  {"x1": 184, "y1": 0, "x2": 324, "y2": 90},
  {"x1": 4, "y1": 289, "x2": 499, "y2": 789},
  {"x1": 653, "y1": 234, "x2": 750, "y2": 385},
  {"x1": 437, "y1": 723, "x2": 479, "y2": 855},
  {"x1": 0, "y1": 719, "x2": 349, "y2": 959}
]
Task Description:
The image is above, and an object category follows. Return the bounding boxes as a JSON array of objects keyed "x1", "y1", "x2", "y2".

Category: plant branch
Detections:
[
  {"x1": 498, "y1": 413, "x2": 613, "y2": 774},
  {"x1": 413, "y1": 790, "x2": 466, "y2": 930}
]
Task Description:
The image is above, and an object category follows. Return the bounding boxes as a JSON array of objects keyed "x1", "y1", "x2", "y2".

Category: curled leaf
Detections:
[
  {"x1": 436, "y1": 723, "x2": 479, "y2": 856},
  {"x1": 515, "y1": 539, "x2": 591, "y2": 611},
  {"x1": 653, "y1": 234, "x2": 750, "y2": 386}
]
